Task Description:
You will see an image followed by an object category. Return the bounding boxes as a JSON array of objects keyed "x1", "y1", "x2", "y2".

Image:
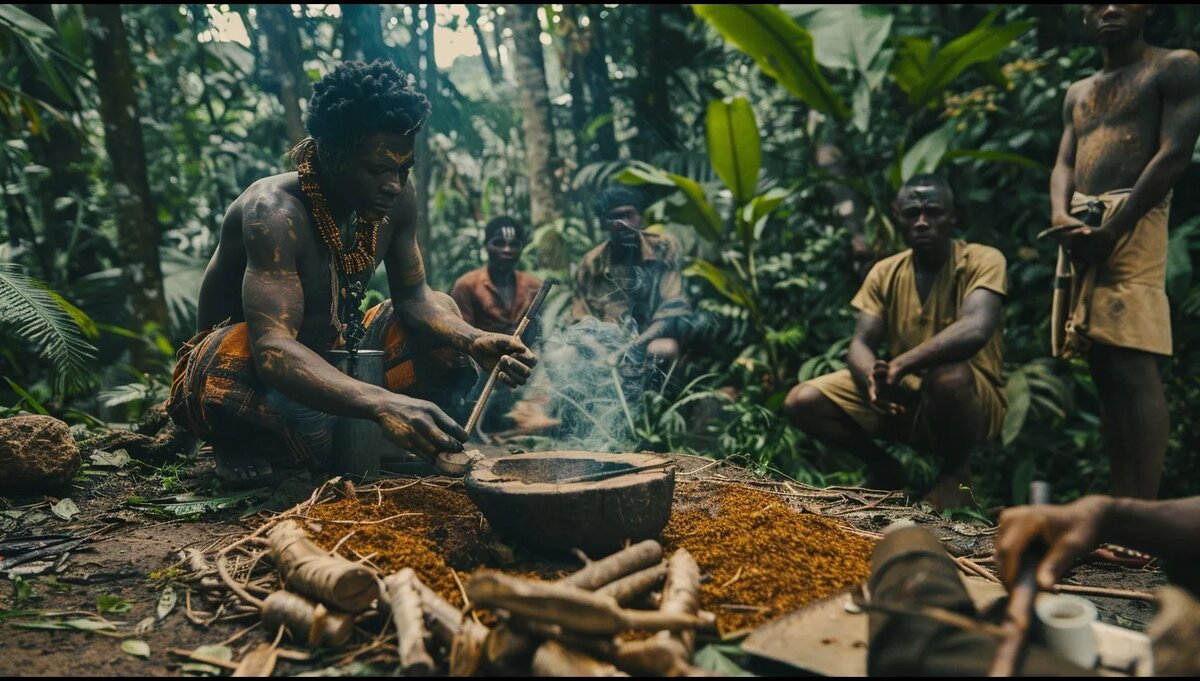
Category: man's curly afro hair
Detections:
[{"x1": 303, "y1": 60, "x2": 430, "y2": 172}]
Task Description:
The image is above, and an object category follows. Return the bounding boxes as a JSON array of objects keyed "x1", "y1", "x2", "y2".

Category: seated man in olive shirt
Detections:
[
  {"x1": 784, "y1": 175, "x2": 1007, "y2": 511},
  {"x1": 572, "y1": 186, "x2": 691, "y2": 367}
]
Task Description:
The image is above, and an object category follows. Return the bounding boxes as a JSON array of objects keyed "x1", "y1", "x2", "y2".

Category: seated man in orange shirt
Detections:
[{"x1": 451, "y1": 217, "x2": 545, "y2": 433}]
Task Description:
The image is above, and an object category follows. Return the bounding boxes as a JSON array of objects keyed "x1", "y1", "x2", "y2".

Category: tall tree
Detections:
[
  {"x1": 257, "y1": 4, "x2": 308, "y2": 148},
  {"x1": 629, "y1": 5, "x2": 683, "y2": 158},
  {"x1": 580, "y1": 6, "x2": 618, "y2": 161},
  {"x1": 408, "y1": 4, "x2": 435, "y2": 253},
  {"x1": 340, "y1": 4, "x2": 389, "y2": 64},
  {"x1": 82, "y1": 4, "x2": 168, "y2": 366},
  {"x1": 560, "y1": 5, "x2": 590, "y2": 168},
  {"x1": 17, "y1": 4, "x2": 91, "y2": 286},
  {"x1": 466, "y1": 5, "x2": 501, "y2": 85},
  {"x1": 508, "y1": 4, "x2": 564, "y2": 267}
]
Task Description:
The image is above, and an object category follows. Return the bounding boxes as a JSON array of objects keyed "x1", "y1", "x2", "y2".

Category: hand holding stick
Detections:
[
  {"x1": 989, "y1": 481, "x2": 1052, "y2": 677},
  {"x1": 464, "y1": 280, "x2": 553, "y2": 438}
]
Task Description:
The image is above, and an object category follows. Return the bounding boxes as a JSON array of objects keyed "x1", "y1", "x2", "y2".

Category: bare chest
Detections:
[{"x1": 1073, "y1": 66, "x2": 1160, "y2": 136}]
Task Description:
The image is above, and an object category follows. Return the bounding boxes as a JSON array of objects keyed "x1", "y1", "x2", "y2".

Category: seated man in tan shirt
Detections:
[
  {"x1": 784, "y1": 174, "x2": 1007, "y2": 511},
  {"x1": 572, "y1": 186, "x2": 690, "y2": 367}
]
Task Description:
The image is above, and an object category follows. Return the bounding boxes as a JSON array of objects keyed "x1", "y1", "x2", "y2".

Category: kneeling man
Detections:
[{"x1": 785, "y1": 174, "x2": 1006, "y2": 510}]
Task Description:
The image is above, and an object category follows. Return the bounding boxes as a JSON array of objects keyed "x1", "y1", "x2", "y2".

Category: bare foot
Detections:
[
  {"x1": 1084, "y1": 544, "x2": 1154, "y2": 569},
  {"x1": 213, "y1": 449, "x2": 282, "y2": 488},
  {"x1": 922, "y1": 474, "x2": 975, "y2": 512}
]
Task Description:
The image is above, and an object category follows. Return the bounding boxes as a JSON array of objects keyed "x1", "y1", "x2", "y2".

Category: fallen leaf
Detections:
[
  {"x1": 97, "y1": 594, "x2": 131, "y2": 614},
  {"x1": 180, "y1": 662, "x2": 223, "y2": 677},
  {"x1": 89, "y1": 449, "x2": 131, "y2": 468},
  {"x1": 65, "y1": 618, "x2": 118, "y2": 631},
  {"x1": 192, "y1": 645, "x2": 233, "y2": 663},
  {"x1": 50, "y1": 498, "x2": 79, "y2": 521},
  {"x1": 134, "y1": 616, "x2": 156, "y2": 635},
  {"x1": 156, "y1": 585, "x2": 177, "y2": 621},
  {"x1": 121, "y1": 639, "x2": 151, "y2": 658},
  {"x1": 232, "y1": 644, "x2": 278, "y2": 677}
]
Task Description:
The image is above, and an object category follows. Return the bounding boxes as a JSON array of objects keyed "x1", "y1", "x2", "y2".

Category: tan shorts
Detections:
[{"x1": 804, "y1": 367, "x2": 1006, "y2": 448}]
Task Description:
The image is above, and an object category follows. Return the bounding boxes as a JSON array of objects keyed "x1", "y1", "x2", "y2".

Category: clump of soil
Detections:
[
  {"x1": 662, "y1": 483, "x2": 875, "y2": 633},
  {"x1": 303, "y1": 482, "x2": 489, "y2": 608}
]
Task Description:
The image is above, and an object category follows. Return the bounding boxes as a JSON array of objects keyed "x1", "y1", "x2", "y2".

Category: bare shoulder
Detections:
[
  {"x1": 1063, "y1": 76, "x2": 1092, "y2": 106},
  {"x1": 1158, "y1": 48, "x2": 1200, "y2": 79},
  {"x1": 240, "y1": 175, "x2": 310, "y2": 238}
]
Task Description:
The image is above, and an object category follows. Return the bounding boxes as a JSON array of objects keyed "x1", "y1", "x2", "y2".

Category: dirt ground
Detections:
[{"x1": 0, "y1": 448, "x2": 1166, "y2": 676}]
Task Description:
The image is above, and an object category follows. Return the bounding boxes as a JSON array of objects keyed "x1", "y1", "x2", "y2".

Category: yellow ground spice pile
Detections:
[
  {"x1": 661, "y1": 483, "x2": 875, "y2": 633},
  {"x1": 303, "y1": 483, "x2": 486, "y2": 608}
]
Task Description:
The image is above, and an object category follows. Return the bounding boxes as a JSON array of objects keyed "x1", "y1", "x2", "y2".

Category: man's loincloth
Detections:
[
  {"x1": 1049, "y1": 190, "x2": 1172, "y2": 358},
  {"x1": 166, "y1": 299, "x2": 476, "y2": 467}
]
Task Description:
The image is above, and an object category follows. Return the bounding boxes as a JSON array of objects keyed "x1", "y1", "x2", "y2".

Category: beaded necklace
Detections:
[
  {"x1": 294, "y1": 139, "x2": 378, "y2": 354},
  {"x1": 294, "y1": 141, "x2": 380, "y2": 275}
]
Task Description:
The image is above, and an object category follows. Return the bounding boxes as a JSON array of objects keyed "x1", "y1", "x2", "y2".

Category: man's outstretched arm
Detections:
[
  {"x1": 997, "y1": 495, "x2": 1200, "y2": 590},
  {"x1": 385, "y1": 184, "x2": 535, "y2": 386}
]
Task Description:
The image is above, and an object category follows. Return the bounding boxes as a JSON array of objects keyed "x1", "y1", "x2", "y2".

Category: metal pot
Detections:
[{"x1": 324, "y1": 349, "x2": 385, "y2": 479}]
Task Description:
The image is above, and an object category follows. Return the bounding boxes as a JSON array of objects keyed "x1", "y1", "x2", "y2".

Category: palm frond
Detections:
[{"x1": 0, "y1": 263, "x2": 98, "y2": 395}]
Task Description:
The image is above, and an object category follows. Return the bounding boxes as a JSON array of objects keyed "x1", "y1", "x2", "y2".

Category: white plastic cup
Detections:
[{"x1": 1035, "y1": 593, "x2": 1098, "y2": 669}]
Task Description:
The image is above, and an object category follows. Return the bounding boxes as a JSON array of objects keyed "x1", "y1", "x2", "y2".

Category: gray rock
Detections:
[{"x1": 0, "y1": 415, "x2": 81, "y2": 493}]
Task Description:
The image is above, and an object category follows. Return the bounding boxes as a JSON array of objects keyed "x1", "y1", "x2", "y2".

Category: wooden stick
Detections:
[
  {"x1": 1052, "y1": 584, "x2": 1157, "y2": 602},
  {"x1": 464, "y1": 280, "x2": 553, "y2": 437},
  {"x1": 382, "y1": 569, "x2": 435, "y2": 676},
  {"x1": 989, "y1": 481, "x2": 1051, "y2": 677}
]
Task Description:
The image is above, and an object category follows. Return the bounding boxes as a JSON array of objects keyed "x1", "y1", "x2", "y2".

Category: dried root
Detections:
[
  {"x1": 467, "y1": 570, "x2": 702, "y2": 635},
  {"x1": 267, "y1": 520, "x2": 379, "y2": 613},
  {"x1": 532, "y1": 640, "x2": 629, "y2": 677},
  {"x1": 383, "y1": 569, "x2": 435, "y2": 676},
  {"x1": 595, "y1": 563, "x2": 668, "y2": 607},
  {"x1": 561, "y1": 540, "x2": 664, "y2": 590},
  {"x1": 612, "y1": 549, "x2": 702, "y2": 677},
  {"x1": 260, "y1": 590, "x2": 354, "y2": 648}
]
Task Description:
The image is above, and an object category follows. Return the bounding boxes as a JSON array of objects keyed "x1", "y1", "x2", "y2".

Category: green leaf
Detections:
[
  {"x1": 617, "y1": 161, "x2": 722, "y2": 241},
  {"x1": 65, "y1": 618, "x2": 117, "y2": 631},
  {"x1": 132, "y1": 491, "x2": 261, "y2": 517},
  {"x1": 792, "y1": 4, "x2": 894, "y2": 85},
  {"x1": 904, "y1": 11, "x2": 1035, "y2": 107},
  {"x1": 891, "y1": 36, "x2": 933, "y2": 96},
  {"x1": 50, "y1": 498, "x2": 79, "y2": 521},
  {"x1": 1011, "y1": 457, "x2": 1035, "y2": 505},
  {"x1": 0, "y1": 5, "x2": 56, "y2": 40},
  {"x1": 1002, "y1": 370, "x2": 1031, "y2": 446},
  {"x1": 4, "y1": 377, "x2": 48, "y2": 415},
  {"x1": 693, "y1": 643, "x2": 754, "y2": 676},
  {"x1": 685, "y1": 260, "x2": 754, "y2": 311},
  {"x1": 0, "y1": 263, "x2": 98, "y2": 395},
  {"x1": 694, "y1": 4, "x2": 850, "y2": 118},
  {"x1": 97, "y1": 594, "x2": 131, "y2": 615},
  {"x1": 740, "y1": 187, "x2": 793, "y2": 242},
  {"x1": 706, "y1": 98, "x2": 761, "y2": 205},
  {"x1": 121, "y1": 639, "x2": 151, "y2": 658},
  {"x1": 1166, "y1": 217, "x2": 1199, "y2": 300},
  {"x1": 900, "y1": 121, "x2": 957, "y2": 183}
]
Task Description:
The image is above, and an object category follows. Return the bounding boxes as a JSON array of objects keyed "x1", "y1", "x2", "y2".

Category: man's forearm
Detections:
[
  {"x1": 846, "y1": 338, "x2": 877, "y2": 393},
  {"x1": 256, "y1": 336, "x2": 392, "y2": 420},
  {"x1": 1101, "y1": 496, "x2": 1200, "y2": 558},
  {"x1": 1104, "y1": 149, "x2": 1190, "y2": 236},
  {"x1": 1049, "y1": 161, "x2": 1075, "y2": 222},
  {"x1": 892, "y1": 319, "x2": 988, "y2": 377},
  {"x1": 399, "y1": 289, "x2": 483, "y2": 352}
]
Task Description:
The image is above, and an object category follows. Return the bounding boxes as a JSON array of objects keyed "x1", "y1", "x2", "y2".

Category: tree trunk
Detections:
[
  {"x1": 508, "y1": 4, "x2": 564, "y2": 268},
  {"x1": 409, "y1": 4, "x2": 434, "y2": 254},
  {"x1": 630, "y1": 5, "x2": 680, "y2": 157},
  {"x1": 340, "y1": 4, "x2": 389, "y2": 64},
  {"x1": 467, "y1": 5, "x2": 501, "y2": 85},
  {"x1": 18, "y1": 4, "x2": 90, "y2": 286},
  {"x1": 257, "y1": 4, "x2": 309, "y2": 148},
  {"x1": 581, "y1": 6, "x2": 618, "y2": 161},
  {"x1": 561, "y1": 5, "x2": 590, "y2": 168},
  {"x1": 83, "y1": 4, "x2": 169, "y2": 365}
]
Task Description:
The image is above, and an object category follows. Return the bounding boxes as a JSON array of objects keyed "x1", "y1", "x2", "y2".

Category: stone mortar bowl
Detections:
[{"x1": 463, "y1": 451, "x2": 676, "y2": 557}]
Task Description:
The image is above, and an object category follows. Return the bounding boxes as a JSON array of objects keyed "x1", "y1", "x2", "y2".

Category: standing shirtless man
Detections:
[{"x1": 1049, "y1": 4, "x2": 1200, "y2": 499}]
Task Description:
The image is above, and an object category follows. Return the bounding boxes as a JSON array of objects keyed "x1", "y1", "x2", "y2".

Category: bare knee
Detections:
[
  {"x1": 924, "y1": 363, "x2": 975, "y2": 402},
  {"x1": 783, "y1": 384, "x2": 826, "y2": 428}
]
